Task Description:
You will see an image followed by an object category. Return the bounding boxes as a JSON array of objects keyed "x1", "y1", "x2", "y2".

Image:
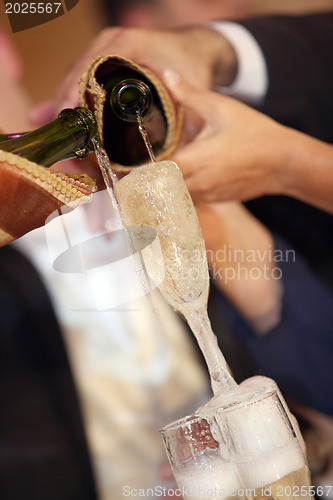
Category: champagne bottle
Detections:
[
  {"x1": 99, "y1": 69, "x2": 157, "y2": 166},
  {"x1": 0, "y1": 107, "x2": 98, "y2": 167},
  {"x1": 81, "y1": 56, "x2": 180, "y2": 170}
]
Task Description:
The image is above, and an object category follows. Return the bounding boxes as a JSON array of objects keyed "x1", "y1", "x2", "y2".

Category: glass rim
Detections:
[{"x1": 160, "y1": 385, "x2": 278, "y2": 434}]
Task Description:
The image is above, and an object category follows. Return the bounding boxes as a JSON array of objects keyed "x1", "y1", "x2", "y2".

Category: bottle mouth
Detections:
[{"x1": 110, "y1": 79, "x2": 152, "y2": 122}]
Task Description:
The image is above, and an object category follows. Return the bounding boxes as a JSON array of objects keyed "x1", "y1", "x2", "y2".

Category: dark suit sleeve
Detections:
[
  {"x1": 0, "y1": 246, "x2": 98, "y2": 500},
  {"x1": 240, "y1": 13, "x2": 333, "y2": 143}
]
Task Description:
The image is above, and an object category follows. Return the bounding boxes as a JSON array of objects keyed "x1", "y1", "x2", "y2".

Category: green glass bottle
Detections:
[
  {"x1": 81, "y1": 56, "x2": 177, "y2": 169},
  {"x1": 100, "y1": 71, "x2": 158, "y2": 166},
  {"x1": 0, "y1": 107, "x2": 98, "y2": 167}
]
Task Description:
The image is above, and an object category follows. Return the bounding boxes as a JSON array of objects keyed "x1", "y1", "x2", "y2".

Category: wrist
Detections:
[
  {"x1": 262, "y1": 123, "x2": 298, "y2": 197},
  {"x1": 277, "y1": 127, "x2": 305, "y2": 197},
  {"x1": 186, "y1": 27, "x2": 237, "y2": 87},
  {"x1": 273, "y1": 125, "x2": 322, "y2": 200},
  {"x1": 207, "y1": 22, "x2": 268, "y2": 103},
  {"x1": 278, "y1": 128, "x2": 333, "y2": 213},
  {"x1": 208, "y1": 29, "x2": 238, "y2": 87}
]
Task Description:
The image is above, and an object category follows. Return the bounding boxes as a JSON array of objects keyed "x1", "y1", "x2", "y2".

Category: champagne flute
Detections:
[{"x1": 114, "y1": 160, "x2": 237, "y2": 394}]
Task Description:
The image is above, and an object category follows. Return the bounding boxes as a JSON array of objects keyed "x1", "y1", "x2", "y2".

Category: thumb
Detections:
[{"x1": 163, "y1": 69, "x2": 217, "y2": 120}]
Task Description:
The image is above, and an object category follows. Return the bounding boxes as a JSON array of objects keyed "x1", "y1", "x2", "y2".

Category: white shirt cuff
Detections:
[{"x1": 209, "y1": 21, "x2": 269, "y2": 104}]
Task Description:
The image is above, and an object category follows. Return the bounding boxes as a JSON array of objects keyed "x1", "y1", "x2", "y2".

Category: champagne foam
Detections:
[
  {"x1": 176, "y1": 457, "x2": 242, "y2": 499},
  {"x1": 239, "y1": 440, "x2": 305, "y2": 490},
  {"x1": 196, "y1": 376, "x2": 305, "y2": 491}
]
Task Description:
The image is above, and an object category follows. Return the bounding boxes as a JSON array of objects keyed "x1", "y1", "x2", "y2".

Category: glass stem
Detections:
[{"x1": 181, "y1": 304, "x2": 238, "y2": 396}]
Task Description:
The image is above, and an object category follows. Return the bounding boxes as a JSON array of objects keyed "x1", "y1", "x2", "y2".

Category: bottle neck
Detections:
[
  {"x1": 110, "y1": 79, "x2": 152, "y2": 122},
  {"x1": 0, "y1": 107, "x2": 98, "y2": 167}
]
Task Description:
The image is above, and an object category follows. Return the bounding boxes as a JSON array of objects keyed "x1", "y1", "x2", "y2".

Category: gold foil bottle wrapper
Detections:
[
  {"x1": 80, "y1": 54, "x2": 182, "y2": 172},
  {"x1": 0, "y1": 150, "x2": 96, "y2": 247}
]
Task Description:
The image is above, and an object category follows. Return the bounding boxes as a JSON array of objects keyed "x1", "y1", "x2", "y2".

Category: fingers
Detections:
[
  {"x1": 163, "y1": 69, "x2": 221, "y2": 121},
  {"x1": 171, "y1": 144, "x2": 200, "y2": 179},
  {"x1": 164, "y1": 68, "x2": 224, "y2": 190},
  {"x1": 170, "y1": 142, "x2": 210, "y2": 202}
]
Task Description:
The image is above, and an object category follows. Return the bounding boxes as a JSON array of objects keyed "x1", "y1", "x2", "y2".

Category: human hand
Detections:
[
  {"x1": 164, "y1": 70, "x2": 288, "y2": 204},
  {"x1": 30, "y1": 25, "x2": 236, "y2": 124}
]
